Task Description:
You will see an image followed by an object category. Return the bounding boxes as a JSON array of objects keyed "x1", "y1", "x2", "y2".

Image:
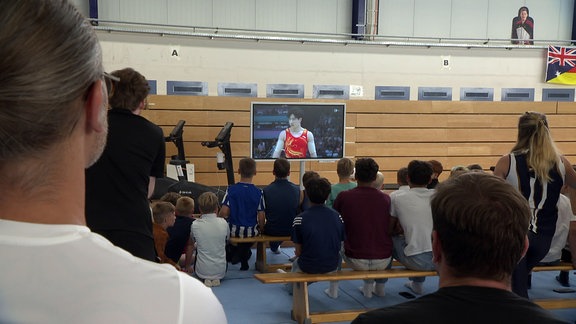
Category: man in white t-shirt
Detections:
[
  {"x1": 0, "y1": 1, "x2": 226, "y2": 323},
  {"x1": 390, "y1": 160, "x2": 436, "y2": 295}
]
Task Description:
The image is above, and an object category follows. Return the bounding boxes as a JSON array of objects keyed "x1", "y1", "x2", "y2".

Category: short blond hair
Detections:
[
  {"x1": 198, "y1": 192, "x2": 219, "y2": 214},
  {"x1": 337, "y1": 158, "x2": 354, "y2": 178},
  {"x1": 175, "y1": 196, "x2": 194, "y2": 216}
]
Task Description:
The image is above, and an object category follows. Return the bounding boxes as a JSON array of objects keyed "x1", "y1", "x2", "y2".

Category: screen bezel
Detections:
[{"x1": 250, "y1": 102, "x2": 346, "y2": 162}]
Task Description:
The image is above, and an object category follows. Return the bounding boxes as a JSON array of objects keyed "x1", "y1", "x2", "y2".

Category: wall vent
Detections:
[
  {"x1": 267, "y1": 84, "x2": 304, "y2": 98},
  {"x1": 217, "y1": 82, "x2": 257, "y2": 97},
  {"x1": 167, "y1": 81, "x2": 207, "y2": 96},
  {"x1": 418, "y1": 87, "x2": 452, "y2": 101},
  {"x1": 542, "y1": 88, "x2": 574, "y2": 102},
  {"x1": 375, "y1": 86, "x2": 410, "y2": 100},
  {"x1": 460, "y1": 88, "x2": 493, "y2": 101},
  {"x1": 313, "y1": 85, "x2": 349, "y2": 99},
  {"x1": 501, "y1": 88, "x2": 534, "y2": 101},
  {"x1": 148, "y1": 80, "x2": 157, "y2": 95}
]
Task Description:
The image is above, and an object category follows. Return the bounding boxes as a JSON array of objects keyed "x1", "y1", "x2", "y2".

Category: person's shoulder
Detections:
[
  {"x1": 352, "y1": 298, "x2": 434, "y2": 323},
  {"x1": 394, "y1": 188, "x2": 410, "y2": 196},
  {"x1": 116, "y1": 110, "x2": 164, "y2": 136},
  {"x1": 263, "y1": 182, "x2": 274, "y2": 192},
  {"x1": 313, "y1": 204, "x2": 337, "y2": 214},
  {"x1": 293, "y1": 213, "x2": 304, "y2": 221},
  {"x1": 178, "y1": 216, "x2": 193, "y2": 226},
  {"x1": 344, "y1": 182, "x2": 358, "y2": 190},
  {"x1": 176, "y1": 271, "x2": 227, "y2": 322},
  {"x1": 412, "y1": 187, "x2": 434, "y2": 198},
  {"x1": 375, "y1": 188, "x2": 391, "y2": 199},
  {"x1": 558, "y1": 194, "x2": 570, "y2": 206},
  {"x1": 391, "y1": 188, "x2": 410, "y2": 201}
]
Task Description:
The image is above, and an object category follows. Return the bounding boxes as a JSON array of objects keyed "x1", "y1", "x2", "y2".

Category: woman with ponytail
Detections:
[{"x1": 494, "y1": 111, "x2": 576, "y2": 298}]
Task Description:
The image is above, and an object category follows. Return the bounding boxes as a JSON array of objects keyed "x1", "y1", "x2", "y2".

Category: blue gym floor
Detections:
[{"x1": 210, "y1": 247, "x2": 576, "y2": 324}]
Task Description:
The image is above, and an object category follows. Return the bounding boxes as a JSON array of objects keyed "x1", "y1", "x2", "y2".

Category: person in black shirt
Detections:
[{"x1": 86, "y1": 68, "x2": 166, "y2": 262}]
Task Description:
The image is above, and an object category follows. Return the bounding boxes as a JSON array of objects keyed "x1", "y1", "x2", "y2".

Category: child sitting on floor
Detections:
[
  {"x1": 192, "y1": 192, "x2": 230, "y2": 287},
  {"x1": 166, "y1": 196, "x2": 196, "y2": 272},
  {"x1": 151, "y1": 201, "x2": 179, "y2": 270}
]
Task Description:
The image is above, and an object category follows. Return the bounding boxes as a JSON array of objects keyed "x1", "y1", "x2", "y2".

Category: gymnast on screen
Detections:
[{"x1": 272, "y1": 108, "x2": 317, "y2": 159}]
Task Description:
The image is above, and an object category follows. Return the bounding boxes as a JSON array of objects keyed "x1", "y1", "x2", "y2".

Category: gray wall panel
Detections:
[
  {"x1": 413, "y1": 0, "x2": 451, "y2": 38},
  {"x1": 559, "y1": 0, "x2": 576, "y2": 40},
  {"x1": 379, "y1": 0, "x2": 415, "y2": 37},
  {"x1": 486, "y1": 0, "x2": 519, "y2": 40},
  {"x1": 98, "y1": 0, "x2": 121, "y2": 21},
  {"x1": 297, "y1": 0, "x2": 339, "y2": 33},
  {"x1": 119, "y1": 0, "x2": 167, "y2": 24},
  {"x1": 451, "y1": 0, "x2": 489, "y2": 39},
  {"x1": 255, "y1": 0, "x2": 297, "y2": 31},
  {"x1": 168, "y1": 0, "x2": 213, "y2": 27},
  {"x1": 213, "y1": 0, "x2": 256, "y2": 29}
]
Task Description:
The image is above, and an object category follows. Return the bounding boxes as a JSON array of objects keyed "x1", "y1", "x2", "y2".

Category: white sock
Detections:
[
  {"x1": 374, "y1": 283, "x2": 386, "y2": 297},
  {"x1": 405, "y1": 281, "x2": 423, "y2": 295},
  {"x1": 324, "y1": 282, "x2": 339, "y2": 299},
  {"x1": 362, "y1": 282, "x2": 374, "y2": 298}
]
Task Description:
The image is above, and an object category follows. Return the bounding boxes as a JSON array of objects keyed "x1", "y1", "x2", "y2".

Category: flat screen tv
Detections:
[{"x1": 251, "y1": 102, "x2": 346, "y2": 161}]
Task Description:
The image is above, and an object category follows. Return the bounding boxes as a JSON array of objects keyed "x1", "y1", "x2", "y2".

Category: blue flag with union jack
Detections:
[{"x1": 546, "y1": 45, "x2": 576, "y2": 84}]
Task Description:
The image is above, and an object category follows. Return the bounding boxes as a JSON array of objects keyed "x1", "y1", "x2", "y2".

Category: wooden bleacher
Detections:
[
  {"x1": 143, "y1": 95, "x2": 576, "y2": 187},
  {"x1": 255, "y1": 263, "x2": 575, "y2": 324},
  {"x1": 229, "y1": 235, "x2": 292, "y2": 273}
]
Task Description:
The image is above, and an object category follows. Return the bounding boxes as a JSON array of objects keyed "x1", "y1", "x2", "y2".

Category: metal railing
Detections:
[{"x1": 92, "y1": 19, "x2": 574, "y2": 50}]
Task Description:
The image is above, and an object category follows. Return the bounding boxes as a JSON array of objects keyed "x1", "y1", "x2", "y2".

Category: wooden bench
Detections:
[
  {"x1": 254, "y1": 263, "x2": 575, "y2": 324},
  {"x1": 229, "y1": 235, "x2": 291, "y2": 272}
]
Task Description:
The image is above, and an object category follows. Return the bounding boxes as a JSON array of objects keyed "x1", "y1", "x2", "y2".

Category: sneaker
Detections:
[
  {"x1": 276, "y1": 269, "x2": 287, "y2": 273},
  {"x1": 240, "y1": 261, "x2": 249, "y2": 271},
  {"x1": 556, "y1": 275, "x2": 570, "y2": 287},
  {"x1": 211, "y1": 279, "x2": 221, "y2": 287},
  {"x1": 271, "y1": 247, "x2": 282, "y2": 255},
  {"x1": 204, "y1": 279, "x2": 213, "y2": 287},
  {"x1": 404, "y1": 281, "x2": 423, "y2": 295},
  {"x1": 230, "y1": 253, "x2": 240, "y2": 265}
]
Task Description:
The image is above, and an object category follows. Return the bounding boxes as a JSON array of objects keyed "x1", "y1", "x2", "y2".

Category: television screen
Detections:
[{"x1": 251, "y1": 102, "x2": 346, "y2": 161}]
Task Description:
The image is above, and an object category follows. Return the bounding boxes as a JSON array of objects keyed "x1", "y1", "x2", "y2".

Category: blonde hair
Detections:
[
  {"x1": 337, "y1": 158, "x2": 354, "y2": 178},
  {"x1": 198, "y1": 192, "x2": 219, "y2": 214},
  {"x1": 511, "y1": 112, "x2": 560, "y2": 182},
  {"x1": 175, "y1": 196, "x2": 195, "y2": 215}
]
